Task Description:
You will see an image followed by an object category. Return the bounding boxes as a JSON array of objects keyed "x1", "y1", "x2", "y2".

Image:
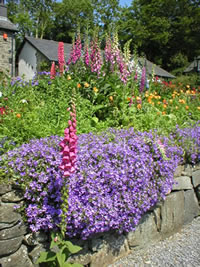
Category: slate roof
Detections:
[
  {"x1": 138, "y1": 57, "x2": 175, "y2": 79},
  {"x1": 184, "y1": 56, "x2": 200, "y2": 73},
  {"x1": 24, "y1": 36, "x2": 72, "y2": 62},
  {"x1": 0, "y1": 16, "x2": 18, "y2": 31}
]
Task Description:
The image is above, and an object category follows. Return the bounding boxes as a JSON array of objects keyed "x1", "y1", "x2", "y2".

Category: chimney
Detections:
[{"x1": 0, "y1": 0, "x2": 7, "y2": 18}]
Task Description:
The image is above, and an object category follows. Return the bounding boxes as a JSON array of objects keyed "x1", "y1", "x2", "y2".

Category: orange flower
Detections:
[
  {"x1": 185, "y1": 106, "x2": 189, "y2": 110},
  {"x1": 77, "y1": 83, "x2": 81, "y2": 88},
  {"x1": 137, "y1": 104, "x2": 142, "y2": 109},
  {"x1": 127, "y1": 97, "x2": 131, "y2": 101},
  {"x1": 163, "y1": 99, "x2": 167, "y2": 104},
  {"x1": 157, "y1": 101, "x2": 161, "y2": 105},
  {"x1": 162, "y1": 111, "x2": 166, "y2": 115},
  {"x1": 163, "y1": 104, "x2": 167, "y2": 109},
  {"x1": 16, "y1": 113, "x2": 21, "y2": 118}
]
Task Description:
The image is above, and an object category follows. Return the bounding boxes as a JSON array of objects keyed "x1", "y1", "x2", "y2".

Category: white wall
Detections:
[{"x1": 18, "y1": 42, "x2": 37, "y2": 81}]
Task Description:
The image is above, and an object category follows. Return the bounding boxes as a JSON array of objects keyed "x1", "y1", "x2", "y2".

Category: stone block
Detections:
[
  {"x1": 1, "y1": 190, "x2": 24, "y2": 203},
  {"x1": 174, "y1": 165, "x2": 184, "y2": 177},
  {"x1": 0, "y1": 245, "x2": 34, "y2": 267},
  {"x1": 0, "y1": 184, "x2": 12, "y2": 196},
  {"x1": 90, "y1": 233, "x2": 129, "y2": 267},
  {"x1": 192, "y1": 170, "x2": 200, "y2": 188},
  {"x1": 0, "y1": 205, "x2": 21, "y2": 230},
  {"x1": 0, "y1": 221, "x2": 28, "y2": 240},
  {"x1": 182, "y1": 164, "x2": 192, "y2": 176},
  {"x1": 184, "y1": 189, "x2": 200, "y2": 224},
  {"x1": 127, "y1": 212, "x2": 161, "y2": 249},
  {"x1": 0, "y1": 236, "x2": 23, "y2": 257},
  {"x1": 28, "y1": 243, "x2": 48, "y2": 265},
  {"x1": 160, "y1": 191, "x2": 184, "y2": 236},
  {"x1": 172, "y1": 176, "x2": 193, "y2": 190}
]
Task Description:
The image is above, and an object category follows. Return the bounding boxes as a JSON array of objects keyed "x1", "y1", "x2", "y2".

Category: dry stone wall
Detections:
[{"x1": 0, "y1": 163, "x2": 200, "y2": 267}]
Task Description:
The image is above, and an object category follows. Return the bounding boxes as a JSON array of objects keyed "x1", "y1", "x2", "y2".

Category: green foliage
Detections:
[{"x1": 36, "y1": 232, "x2": 83, "y2": 267}]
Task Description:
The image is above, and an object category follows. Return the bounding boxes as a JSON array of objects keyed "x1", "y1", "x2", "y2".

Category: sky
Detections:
[
  {"x1": 56, "y1": 0, "x2": 132, "y2": 7},
  {"x1": 119, "y1": 0, "x2": 132, "y2": 7}
]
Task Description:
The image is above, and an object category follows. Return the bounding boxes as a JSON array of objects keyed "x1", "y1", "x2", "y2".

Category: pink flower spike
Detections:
[
  {"x1": 67, "y1": 107, "x2": 70, "y2": 111},
  {"x1": 64, "y1": 128, "x2": 69, "y2": 134},
  {"x1": 50, "y1": 61, "x2": 56, "y2": 79},
  {"x1": 68, "y1": 120, "x2": 72, "y2": 126}
]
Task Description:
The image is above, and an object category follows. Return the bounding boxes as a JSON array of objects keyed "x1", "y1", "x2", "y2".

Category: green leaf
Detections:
[
  {"x1": 65, "y1": 241, "x2": 82, "y2": 254},
  {"x1": 36, "y1": 251, "x2": 56, "y2": 264},
  {"x1": 56, "y1": 251, "x2": 66, "y2": 266}
]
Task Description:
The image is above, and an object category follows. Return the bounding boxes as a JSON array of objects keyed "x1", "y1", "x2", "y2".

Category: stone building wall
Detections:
[
  {"x1": 0, "y1": 163, "x2": 200, "y2": 267},
  {"x1": 0, "y1": 29, "x2": 16, "y2": 76}
]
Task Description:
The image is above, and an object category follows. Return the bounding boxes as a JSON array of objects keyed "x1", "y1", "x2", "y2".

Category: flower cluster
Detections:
[
  {"x1": 3, "y1": 124, "x2": 198, "y2": 238},
  {"x1": 59, "y1": 104, "x2": 77, "y2": 177}
]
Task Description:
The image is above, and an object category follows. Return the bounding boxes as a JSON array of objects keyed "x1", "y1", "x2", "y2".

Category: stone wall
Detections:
[
  {"x1": 0, "y1": 30, "x2": 16, "y2": 76},
  {"x1": 0, "y1": 163, "x2": 200, "y2": 267}
]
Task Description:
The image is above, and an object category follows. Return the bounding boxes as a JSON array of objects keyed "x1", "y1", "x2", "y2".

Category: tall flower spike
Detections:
[
  {"x1": 140, "y1": 66, "x2": 146, "y2": 93},
  {"x1": 59, "y1": 102, "x2": 77, "y2": 177},
  {"x1": 58, "y1": 42, "x2": 65, "y2": 74},
  {"x1": 50, "y1": 61, "x2": 56, "y2": 79}
]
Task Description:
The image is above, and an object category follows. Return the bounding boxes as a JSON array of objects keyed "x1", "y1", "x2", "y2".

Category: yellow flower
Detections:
[
  {"x1": 109, "y1": 96, "x2": 113, "y2": 102},
  {"x1": 93, "y1": 87, "x2": 98, "y2": 93},
  {"x1": 197, "y1": 107, "x2": 200, "y2": 111},
  {"x1": 157, "y1": 101, "x2": 161, "y2": 105},
  {"x1": 67, "y1": 75, "x2": 71, "y2": 80},
  {"x1": 163, "y1": 104, "x2": 167, "y2": 109},
  {"x1": 186, "y1": 85, "x2": 190, "y2": 89},
  {"x1": 179, "y1": 99, "x2": 186, "y2": 104},
  {"x1": 175, "y1": 106, "x2": 178, "y2": 110},
  {"x1": 137, "y1": 104, "x2": 142, "y2": 109},
  {"x1": 84, "y1": 82, "x2": 90, "y2": 88},
  {"x1": 169, "y1": 99, "x2": 173, "y2": 103}
]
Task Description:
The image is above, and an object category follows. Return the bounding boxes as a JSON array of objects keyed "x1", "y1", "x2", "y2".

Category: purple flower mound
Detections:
[
  {"x1": 170, "y1": 121, "x2": 200, "y2": 164},
  {"x1": 1, "y1": 125, "x2": 199, "y2": 239}
]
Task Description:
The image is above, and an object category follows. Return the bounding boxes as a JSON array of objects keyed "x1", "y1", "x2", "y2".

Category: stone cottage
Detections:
[
  {"x1": 0, "y1": 0, "x2": 18, "y2": 76},
  {"x1": 18, "y1": 36, "x2": 72, "y2": 81}
]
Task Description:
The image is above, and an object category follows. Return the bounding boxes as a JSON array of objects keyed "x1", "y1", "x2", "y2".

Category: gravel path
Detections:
[{"x1": 109, "y1": 216, "x2": 200, "y2": 267}]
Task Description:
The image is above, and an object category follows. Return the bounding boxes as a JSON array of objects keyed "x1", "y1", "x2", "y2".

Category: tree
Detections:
[
  {"x1": 118, "y1": 0, "x2": 200, "y2": 71},
  {"x1": 6, "y1": 0, "x2": 55, "y2": 39}
]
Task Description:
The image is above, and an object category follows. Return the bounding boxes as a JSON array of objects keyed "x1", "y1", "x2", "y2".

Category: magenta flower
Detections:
[
  {"x1": 58, "y1": 42, "x2": 65, "y2": 74},
  {"x1": 90, "y1": 38, "x2": 102, "y2": 76},
  {"x1": 59, "y1": 104, "x2": 77, "y2": 177},
  {"x1": 84, "y1": 45, "x2": 90, "y2": 67},
  {"x1": 50, "y1": 61, "x2": 56, "y2": 79}
]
